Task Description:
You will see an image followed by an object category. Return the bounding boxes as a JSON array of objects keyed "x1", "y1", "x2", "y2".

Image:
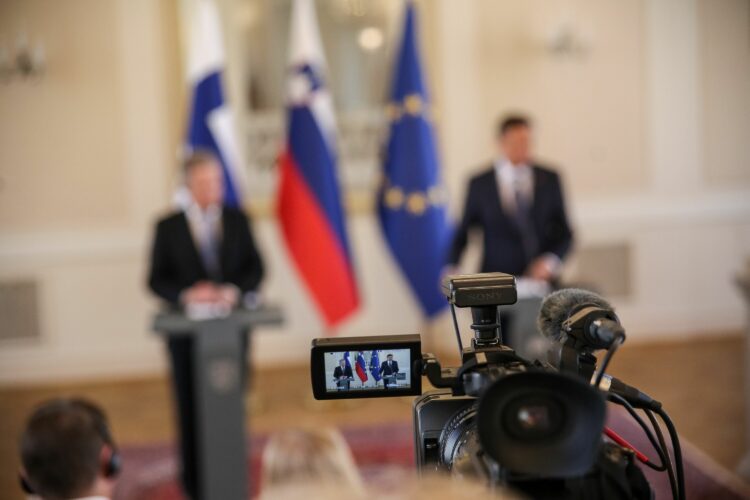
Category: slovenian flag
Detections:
[
  {"x1": 184, "y1": 0, "x2": 246, "y2": 207},
  {"x1": 278, "y1": 0, "x2": 360, "y2": 327},
  {"x1": 344, "y1": 351, "x2": 352, "y2": 370},
  {"x1": 370, "y1": 350, "x2": 381, "y2": 382},
  {"x1": 377, "y1": 2, "x2": 451, "y2": 317},
  {"x1": 355, "y1": 352, "x2": 368, "y2": 383}
]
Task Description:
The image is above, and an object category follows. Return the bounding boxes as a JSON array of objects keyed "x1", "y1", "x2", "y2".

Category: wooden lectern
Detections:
[{"x1": 153, "y1": 307, "x2": 282, "y2": 500}]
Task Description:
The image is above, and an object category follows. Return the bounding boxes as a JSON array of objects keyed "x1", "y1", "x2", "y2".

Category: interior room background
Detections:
[{"x1": 0, "y1": 0, "x2": 749, "y2": 385}]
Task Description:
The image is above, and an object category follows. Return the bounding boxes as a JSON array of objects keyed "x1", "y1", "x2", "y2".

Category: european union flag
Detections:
[
  {"x1": 370, "y1": 350, "x2": 381, "y2": 382},
  {"x1": 377, "y1": 3, "x2": 452, "y2": 317}
]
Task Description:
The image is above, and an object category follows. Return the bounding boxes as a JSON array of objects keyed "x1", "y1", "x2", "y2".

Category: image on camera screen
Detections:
[{"x1": 324, "y1": 349, "x2": 411, "y2": 393}]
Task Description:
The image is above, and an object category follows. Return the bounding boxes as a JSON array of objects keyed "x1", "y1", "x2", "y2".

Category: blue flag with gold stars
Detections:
[{"x1": 377, "y1": 2, "x2": 451, "y2": 317}]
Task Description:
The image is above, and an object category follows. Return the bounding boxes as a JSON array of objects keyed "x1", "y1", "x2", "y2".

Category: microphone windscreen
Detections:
[{"x1": 537, "y1": 288, "x2": 613, "y2": 342}]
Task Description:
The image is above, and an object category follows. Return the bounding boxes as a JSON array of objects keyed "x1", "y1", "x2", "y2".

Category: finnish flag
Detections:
[{"x1": 183, "y1": 0, "x2": 246, "y2": 208}]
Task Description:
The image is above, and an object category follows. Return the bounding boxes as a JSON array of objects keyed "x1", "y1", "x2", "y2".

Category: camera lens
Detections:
[
  {"x1": 477, "y1": 371, "x2": 606, "y2": 477},
  {"x1": 503, "y1": 395, "x2": 565, "y2": 441},
  {"x1": 438, "y1": 403, "x2": 479, "y2": 474}
]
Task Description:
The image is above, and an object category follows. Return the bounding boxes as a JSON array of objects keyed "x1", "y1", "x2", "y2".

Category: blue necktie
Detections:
[{"x1": 198, "y1": 214, "x2": 220, "y2": 280}]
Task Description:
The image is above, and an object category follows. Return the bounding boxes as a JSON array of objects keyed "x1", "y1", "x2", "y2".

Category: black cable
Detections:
[
  {"x1": 607, "y1": 393, "x2": 668, "y2": 472},
  {"x1": 593, "y1": 334, "x2": 624, "y2": 387},
  {"x1": 655, "y1": 406, "x2": 685, "y2": 500},
  {"x1": 450, "y1": 303, "x2": 463, "y2": 355},
  {"x1": 646, "y1": 409, "x2": 678, "y2": 500}
]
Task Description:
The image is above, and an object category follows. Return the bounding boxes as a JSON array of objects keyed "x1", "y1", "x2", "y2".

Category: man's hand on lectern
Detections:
[
  {"x1": 525, "y1": 254, "x2": 561, "y2": 282},
  {"x1": 217, "y1": 284, "x2": 240, "y2": 307},
  {"x1": 181, "y1": 281, "x2": 222, "y2": 305},
  {"x1": 181, "y1": 281, "x2": 241, "y2": 309}
]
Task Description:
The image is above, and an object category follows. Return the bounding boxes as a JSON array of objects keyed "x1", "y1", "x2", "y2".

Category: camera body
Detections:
[
  {"x1": 412, "y1": 274, "x2": 605, "y2": 480},
  {"x1": 309, "y1": 273, "x2": 647, "y2": 498},
  {"x1": 413, "y1": 390, "x2": 474, "y2": 468}
]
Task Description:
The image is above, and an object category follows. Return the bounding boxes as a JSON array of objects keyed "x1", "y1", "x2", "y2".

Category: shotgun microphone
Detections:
[
  {"x1": 537, "y1": 288, "x2": 624, "y2": 349},
  {"x1": 538, "y1": 288, "x2": 626, "y2": 378}
]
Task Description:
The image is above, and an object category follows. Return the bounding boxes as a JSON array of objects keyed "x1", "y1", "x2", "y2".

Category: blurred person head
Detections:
[
  {"x1": 259, "y1": 483, "x2": 362, "y2": 500},
  {"x1": 385, "y1": 472, "x2": 520, "y2": 500},
  {"x1": 19, "y1": 398, "x2": 121, "y2": 500},
  {"x1": 184, "y1": 149, "x2": 224, "y2": 209},
  {"x1": 497, "y1": 114, "x2": 532, "y2": 166},
  {"x1": 339, "y1": 359, "x2": 346, "y2": 368},
  {"x1": 260, "y1": 427, "x2": 363, "y2": 499},
  {"x1": 256, "y1": 475, "x2": 516, "y2": 500}
]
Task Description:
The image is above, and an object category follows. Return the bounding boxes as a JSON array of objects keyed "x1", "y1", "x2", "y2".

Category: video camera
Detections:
[{"x1": 311, "y1": 273, "x2": 679, "y2": 499}]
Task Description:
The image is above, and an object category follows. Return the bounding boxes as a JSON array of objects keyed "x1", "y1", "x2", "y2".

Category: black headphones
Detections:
[{"x1": 19, "y1": 399, "x2": 121, "y2": 496}]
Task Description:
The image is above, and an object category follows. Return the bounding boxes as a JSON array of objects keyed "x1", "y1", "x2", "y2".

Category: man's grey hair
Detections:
[{"x1": 183, "y1": 149, "x2": 220, "y2": 177}]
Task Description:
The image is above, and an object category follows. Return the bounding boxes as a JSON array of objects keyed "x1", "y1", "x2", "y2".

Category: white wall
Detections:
[
  {"x1": 0, "y1": 0, "x2": 182, "y2": 384},
  {"x1": 0, "y1": 0, "x2": 749, "y2": 385},
  {"x1": 432, "y1": 0, "x2": 750, "y2": 339}
]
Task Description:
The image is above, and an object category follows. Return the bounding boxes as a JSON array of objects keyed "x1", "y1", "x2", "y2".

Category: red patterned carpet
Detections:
[{"x1": 113, "y1": 408, "x2": 749, "y2": 500}]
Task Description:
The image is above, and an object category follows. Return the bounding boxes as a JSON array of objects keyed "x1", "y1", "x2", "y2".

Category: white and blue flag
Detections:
[{"x1": 184, "y1": 0, "x2": 246, "y2": 207}]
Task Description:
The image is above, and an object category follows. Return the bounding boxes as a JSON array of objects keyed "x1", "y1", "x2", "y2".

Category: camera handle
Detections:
[
  {"x1": 420, "y1": 353, "x2": 460, "y2": 390},
  {"x1": 559, "y1": 343, "x2": 597, "y2": 381},
  {"x1": 421, "y1": 348, "x2": 523, "y2": 396}
]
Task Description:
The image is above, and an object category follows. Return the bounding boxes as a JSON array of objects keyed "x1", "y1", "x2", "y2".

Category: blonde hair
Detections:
[
  {"x1": 260, "y1": 428, "x2": 364, "y2": 499},
  {"x1": 387, "y1": 472, "x2": 522, "y2": 500}
]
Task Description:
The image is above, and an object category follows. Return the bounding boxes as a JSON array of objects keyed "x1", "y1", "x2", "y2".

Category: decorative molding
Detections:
[
  {"x1": 1, "y1": 189, "x2": 748, "y2": 263},
  {"x1": 242, "y1": 109, "x2": 386, "y2": 199}
]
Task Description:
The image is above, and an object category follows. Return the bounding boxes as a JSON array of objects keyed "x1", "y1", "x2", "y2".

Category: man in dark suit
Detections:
[
  {"x1": 147, "y1": 150, "x2": 264, "y2": 498},
  {"x1": 448, "y1": 115, "x2": 573, "y2": 346},
  {"x1": 448, "y1": 115, "x2": 573, "y2": 282},
  {"x1": 333, "y1": 359, "x2": 353, "y2": 390},
  {"x1": 380, "y1": 354, "x2": 399, "y2": 389}
]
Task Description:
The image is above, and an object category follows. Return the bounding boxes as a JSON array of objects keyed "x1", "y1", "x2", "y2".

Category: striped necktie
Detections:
[{"x1": 512, "y1": 180, "x2": 539, "y2": 262}]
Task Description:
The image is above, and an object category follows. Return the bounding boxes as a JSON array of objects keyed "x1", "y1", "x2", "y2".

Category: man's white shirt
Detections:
[
  {"x1": 184, "y1": 202, "x2": 222, "y2": 250},
  {"x1": 494, "y1": 158, "x2": 533, "y2": 217}
]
